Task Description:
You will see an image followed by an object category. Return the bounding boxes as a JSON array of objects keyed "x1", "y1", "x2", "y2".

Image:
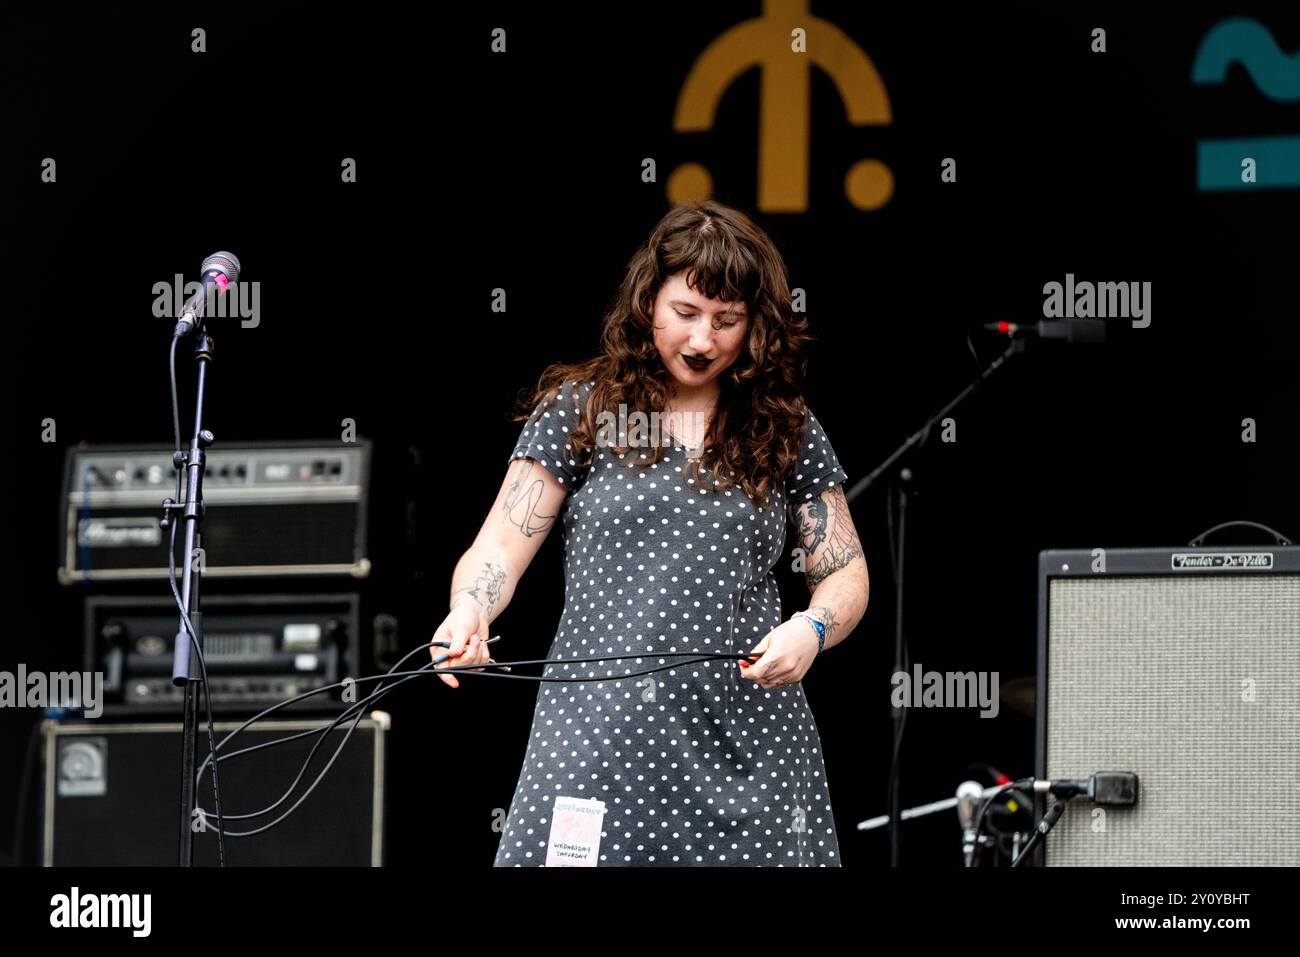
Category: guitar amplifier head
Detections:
[
  {"x1": 84, "y1": 592, "x2": 361, "y2": 715},
  {"x1": 1036, "y1": 547, "x2": 1300, "y2": 866},
  {"x1": 58, "y1": 440, "x2": 371, "y2": 583}
]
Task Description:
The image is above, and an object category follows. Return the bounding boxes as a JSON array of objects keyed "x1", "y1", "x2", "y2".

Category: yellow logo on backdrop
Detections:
[{"x1": 669, "y1": 0, "x2": 893, "y2": 212}]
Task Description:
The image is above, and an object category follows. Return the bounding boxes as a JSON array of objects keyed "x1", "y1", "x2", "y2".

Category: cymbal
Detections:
[{"x1": 999, "y1": 676, "x2": 1036, "y2": 718}]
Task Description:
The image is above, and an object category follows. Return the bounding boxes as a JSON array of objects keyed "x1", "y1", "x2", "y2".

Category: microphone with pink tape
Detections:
[{"x1": 173, "y1": 251, "x2": 241, "y2": 338}]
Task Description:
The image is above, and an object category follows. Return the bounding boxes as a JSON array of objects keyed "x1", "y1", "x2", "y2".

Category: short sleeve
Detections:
[
  {"x1": 785, "y1": 407, "x2": 849, "y2": 503},
  {"x1": 508, "y1": 379, "x2": 593, "y2": 489}
]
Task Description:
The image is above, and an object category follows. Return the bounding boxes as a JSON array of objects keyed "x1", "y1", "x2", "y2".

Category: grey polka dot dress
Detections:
[{"x1": 494, "y1": 379, "x2": 848, "y2": 866}]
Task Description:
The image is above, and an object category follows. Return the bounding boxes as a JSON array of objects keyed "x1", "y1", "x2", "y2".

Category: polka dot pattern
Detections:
[{"x1": 495, "y1": 380, "x2": 848, "y2": 866}]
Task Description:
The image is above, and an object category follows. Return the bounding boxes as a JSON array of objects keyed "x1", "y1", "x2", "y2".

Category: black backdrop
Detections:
[{"x1": 2, "y1": 2, "x2": 1297, "y2": 868}]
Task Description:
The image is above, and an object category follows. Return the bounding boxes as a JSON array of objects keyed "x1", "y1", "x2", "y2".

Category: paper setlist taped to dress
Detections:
[{"x1": 544, "y1": 796, "x2": 606, "y2": 867}]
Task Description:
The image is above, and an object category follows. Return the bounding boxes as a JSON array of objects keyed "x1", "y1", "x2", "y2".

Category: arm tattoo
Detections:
[
  {"x1": 451, "y1": 561, "x2": 507, "y2": 616},
  {"x1": 793, "y1": 486, "x2": 864, "y2": 587},
  {"x1": 792, "y1": 495, "x2": 829, "y2": 555},
  {"x1": 502, "y1": 460, "x2": 557, "y2": 537},
  {"x1": 806, "y1": 605, "x2": 839, "y2": 640}
]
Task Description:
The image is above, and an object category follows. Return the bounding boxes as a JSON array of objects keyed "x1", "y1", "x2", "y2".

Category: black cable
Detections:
[
  {"x1": 970, "y1": 778, "x2": 1034, "y2": 865},
  {"x1": 193, "y1": 680, "x2": 381, "y2": 837},
  {"x1": 168, "y1": 332, "x2": 226, "y2": 865},
  {"x1": 190, "y1": 638, "x2": 449, "y2": 833},
  {"x1": 196, "y1": 652, "x2": 750, "y2": 836},
  {"x1": 191, "y1": 637, "x2": 515, "y2": 830},
  {"x1": 885, "y1": 485, "x2": 909, "y2": 865},
  {"x1": 169, "y1": 334, "x2": 181, "y2": 466},
  {"x1": 969, "y1": 783, "x2": 1008, "y2": 867},
  {"x1": 202, "y1": 645, "x2": 758, "y2": 774},
  {"x1": 11, "y1": 718, "x2": 43, "y2": 866},
  {"x1": 191, "y1": 647, "x2": 759, "y2": 837},
  {"x1": 200, "y1": 647, "x2": 753, "y2": 781}
]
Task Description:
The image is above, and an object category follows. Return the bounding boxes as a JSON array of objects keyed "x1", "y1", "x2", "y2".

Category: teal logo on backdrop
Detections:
[{"x1": 1192, "y1": 18, "x2": 1300, "y2": 191}]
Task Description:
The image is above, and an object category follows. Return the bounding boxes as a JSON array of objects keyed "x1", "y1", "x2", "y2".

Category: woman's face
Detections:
[{"x1": 650, "y1": 272, "x2": 749, "y2": 395}]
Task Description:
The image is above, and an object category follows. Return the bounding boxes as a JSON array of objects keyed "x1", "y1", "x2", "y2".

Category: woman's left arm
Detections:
[
  {"x1": 739, "y1": 484, "x2": 869, "y2": 688},
  {"x1": 790, "y1": 484, "x2": 869, "y2": 655}
]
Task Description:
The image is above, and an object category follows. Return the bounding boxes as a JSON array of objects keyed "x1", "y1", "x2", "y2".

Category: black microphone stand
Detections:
[
  {"x1": 161, "y1": 330, "x2": 216, "y2": 866},
  {"x1": 844, "y1": 338, "x2": 1025, "y2": 866}
]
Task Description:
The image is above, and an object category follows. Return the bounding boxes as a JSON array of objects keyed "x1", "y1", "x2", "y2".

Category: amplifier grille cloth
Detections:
[{"x1": 1046, "y1": 576, "x2": 1300, "y2": 865}]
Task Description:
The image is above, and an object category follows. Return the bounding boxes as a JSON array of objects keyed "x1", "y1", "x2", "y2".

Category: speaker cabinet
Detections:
[
  {"x1": 43, "y1": 714, "x2": 387, "y2": 866},
  {"x1": 1036, "y1": 547, "x2": 1300, "y2": 865}
]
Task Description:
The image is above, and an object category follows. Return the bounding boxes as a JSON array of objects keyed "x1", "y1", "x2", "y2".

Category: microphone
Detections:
[
  {"x1": 956, "y1": 780, "x2": 984, "y2": 866},
  {"x1": 174, "y1": 252, "x2": 241, "y2": 337},
  {"x1": 982, "y1": 319, "x2": 1106, "y2": 344},
  {"x1": 1031, "y1": 771, "x2": 1138, "y2": 806}
]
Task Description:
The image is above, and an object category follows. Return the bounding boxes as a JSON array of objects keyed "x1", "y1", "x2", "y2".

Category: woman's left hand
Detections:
[{"x1": 738, "y1": 617, "x2": 820, "y2": 689}]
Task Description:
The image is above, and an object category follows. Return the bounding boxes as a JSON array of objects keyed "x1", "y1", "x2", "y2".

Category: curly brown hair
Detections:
[{"x1": 517, "y1": 199, "x2": 814, "y2": 510}]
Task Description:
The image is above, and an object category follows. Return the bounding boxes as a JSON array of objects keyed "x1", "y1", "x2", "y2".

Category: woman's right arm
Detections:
[{"x1": 432, "y1": 455, "x2": 571, "y2": 687}]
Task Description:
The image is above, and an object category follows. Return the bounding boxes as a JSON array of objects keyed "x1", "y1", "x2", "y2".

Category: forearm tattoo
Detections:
[
  {"x1": 805, "y1": 604, "x2": 839, "y2": 639},
  {"x1": 792, "y1": 486, "x2": 864, "y2": 587},
  {"x1": 451, "y1": 561, "x2": 506, "y2": 616},
  {"x1": 502, "y1": 460, "x2": 557, "y2": 538}
]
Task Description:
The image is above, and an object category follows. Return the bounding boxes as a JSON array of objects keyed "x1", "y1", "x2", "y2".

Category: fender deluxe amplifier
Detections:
[{"x1": 1036, "y1": 546, "x2": 1300, "y2": 866}]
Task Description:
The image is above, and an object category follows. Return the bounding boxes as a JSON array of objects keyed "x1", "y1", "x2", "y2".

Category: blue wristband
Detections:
[{"x1": 794, "y1": 611, "x2": 827, "y2": 655}]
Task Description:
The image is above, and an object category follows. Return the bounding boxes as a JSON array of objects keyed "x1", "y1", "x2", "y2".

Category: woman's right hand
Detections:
[{"x1": 431, "y1": 599, "x2": 492, "y2": 689}]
